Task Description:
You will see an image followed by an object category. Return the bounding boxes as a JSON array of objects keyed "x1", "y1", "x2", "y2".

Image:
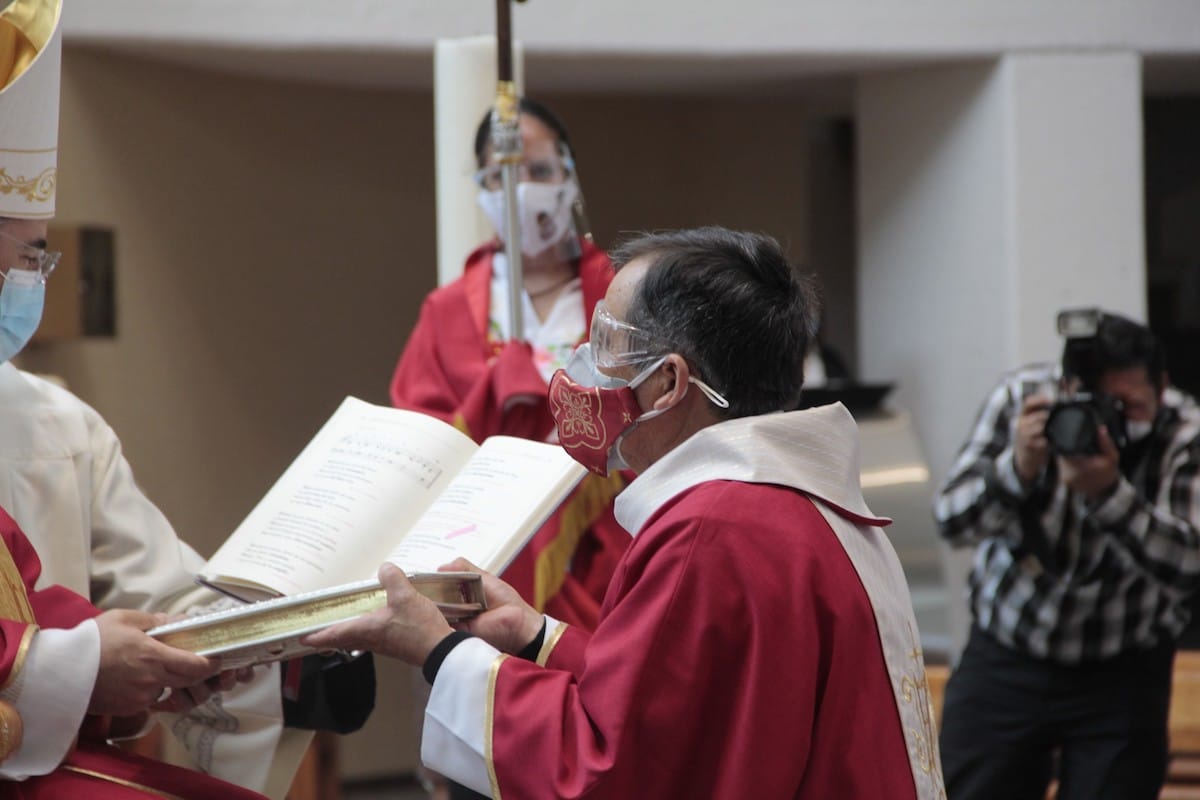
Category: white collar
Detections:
[{"x1": 615, "y1": 403, "x2": 890, "y2": 536}]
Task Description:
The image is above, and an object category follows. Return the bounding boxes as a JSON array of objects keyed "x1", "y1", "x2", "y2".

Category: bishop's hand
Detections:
[{"x1": 90, "y1": 610, "x2": 220, "y2": 718}]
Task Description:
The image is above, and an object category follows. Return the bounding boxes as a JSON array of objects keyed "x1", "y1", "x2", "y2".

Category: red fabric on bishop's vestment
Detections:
[
  {"x1": 389, "y1": 241, "x2": 630, "y2": 629},
  {"x1": 487, "y1": 481, "x2": 920, "y2": 799},
  {"x1": 0, "y1": 510, "x2": 266, "y2": 800},
  {"x1": 0, "y1": 508, "x2": 99, "y2": 681}
]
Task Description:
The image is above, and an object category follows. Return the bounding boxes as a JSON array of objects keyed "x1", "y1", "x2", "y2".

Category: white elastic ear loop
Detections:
[
  {"x1": 624, "y1": 357, "x2": 670, "y2": 423},
  {"x1": 607, "y1": 358, "x2": 670, "y2": 471},
  {"x1": 690, "y1": 377, "x2": 730, "y2": 409},
  {"x1": 634, "y1": 356, "x2": 730, "y2": 413}
]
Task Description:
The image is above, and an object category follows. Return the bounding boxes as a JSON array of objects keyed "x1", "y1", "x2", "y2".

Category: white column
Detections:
[
  {"x1": 433, "y1": 36, "x2": 524, "y2": 287},
  {"x1": 857, "y1": 53, "x2": 1145, "y2": 653}
]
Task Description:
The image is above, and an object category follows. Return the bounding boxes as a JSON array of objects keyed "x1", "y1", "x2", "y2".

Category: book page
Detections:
[
  {"x1": 203, "y1": 397, "x2": 480, "y2": 596},
  {"x1": 385, "y1": 435, "x2": 586, "y2": 575}
]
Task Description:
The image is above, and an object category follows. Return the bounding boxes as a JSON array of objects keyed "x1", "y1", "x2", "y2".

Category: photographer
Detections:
[{"x1": 934, "y1": 309, "x2": 1200, "y2": 800}]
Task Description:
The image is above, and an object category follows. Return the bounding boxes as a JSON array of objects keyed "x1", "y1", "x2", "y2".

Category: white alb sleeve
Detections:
[
  {"x1": 422, "y1": 637, "x2": 504, "y2": 797},
  {"x1": 0, "y1": 619, "x2": 100, "y2": 779}
]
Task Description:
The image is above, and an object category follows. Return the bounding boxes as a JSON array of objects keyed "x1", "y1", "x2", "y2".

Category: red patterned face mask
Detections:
[{"x1": 548, "y1": 345, "x2": 666, "y2": 476}]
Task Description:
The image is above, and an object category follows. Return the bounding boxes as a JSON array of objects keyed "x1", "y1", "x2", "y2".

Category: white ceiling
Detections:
[
  {"x1": 71, "y1": 39, "x2": 1200, "y2": 103},
  {"x1": 62, "y1": 0, "x2": 1200, "y2": 98}
]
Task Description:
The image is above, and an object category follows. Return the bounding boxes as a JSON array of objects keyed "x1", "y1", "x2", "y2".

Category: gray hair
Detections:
[{"x1": 610, "y1": 227, "x2": 820, "y2": 418}]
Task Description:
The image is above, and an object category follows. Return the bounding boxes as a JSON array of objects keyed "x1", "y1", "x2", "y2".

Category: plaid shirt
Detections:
[{"x1": 935, "y1": 362, "x2": 1200, "y2": 663}]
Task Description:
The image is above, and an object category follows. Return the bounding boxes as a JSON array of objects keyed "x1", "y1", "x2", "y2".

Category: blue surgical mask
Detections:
[{"x1": 0, "y1": 270, "x2": 45, "y2": 363}]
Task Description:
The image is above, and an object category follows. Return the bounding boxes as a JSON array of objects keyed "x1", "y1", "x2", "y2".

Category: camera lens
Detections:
[{"x1": 1045, "y1": 403, "x2": 1099, "y2": 456}]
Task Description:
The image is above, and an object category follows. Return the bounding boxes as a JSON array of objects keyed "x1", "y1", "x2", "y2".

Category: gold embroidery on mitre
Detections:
[
  {"x1": 898, "y1": 624, "x2": 947, "y2": 798},
  {"x1": 0, "y1": 542, "x2": 35, "y2": 625},
  {"x1": 0, "y1": 699, "x2": 23, "y2": 763},
  {"x1": 0, "y1": 165, "x2": 56, "y2": 203}
]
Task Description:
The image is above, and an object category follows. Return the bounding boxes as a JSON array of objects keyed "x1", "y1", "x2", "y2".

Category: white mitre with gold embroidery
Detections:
[{"x1": 0, "y1": 0, "x2": 62, "y2": 220}]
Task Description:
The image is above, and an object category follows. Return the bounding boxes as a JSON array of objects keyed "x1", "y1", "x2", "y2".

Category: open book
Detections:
[{"x1": 149, "y1": 396, "x2": 585, "y2": 667}]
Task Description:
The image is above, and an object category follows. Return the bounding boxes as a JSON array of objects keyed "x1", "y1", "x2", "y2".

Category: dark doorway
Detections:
[{"x1": 1145, "y1": 96, "x2": 1200, "y2": 648}]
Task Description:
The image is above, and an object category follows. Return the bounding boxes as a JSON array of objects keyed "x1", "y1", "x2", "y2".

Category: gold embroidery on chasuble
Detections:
[
  {"x1": 898, "y1": 624, "x2": 947, "y2": 798},
  {"x1": 0, "y1": 698, "x2": 23, "y2": 761},
  {"x1": 0, "y1": 542, "x2": 36, "y2": 751},
  {"x1": 0, "y1": 542, "x2": 35, "y2": 625}
]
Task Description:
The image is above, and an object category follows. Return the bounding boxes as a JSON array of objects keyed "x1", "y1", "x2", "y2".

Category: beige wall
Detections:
[
  {"x1": 23, "y1": 49, "x2": 810, "y2": 780},
  {"x1": 23, "y1": 50, "x2": 438, "y2": 550},
  {"x1": 543, "y1": 93, "x2": 809, "y2": 254}
]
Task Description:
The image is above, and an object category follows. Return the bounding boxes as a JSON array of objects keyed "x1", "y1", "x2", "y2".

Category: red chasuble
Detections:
[
  {"x1": 486, "y1": 482, "x2": 919, "y2": 799},
  {"x1": 389, "y1": 241, "x2": 629, "y2": 629},
  {"x1": 0, "y1": 510, "x2": 266, "y2": 800}
]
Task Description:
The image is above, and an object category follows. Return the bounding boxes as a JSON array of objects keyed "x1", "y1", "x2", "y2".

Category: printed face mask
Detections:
[
  {"x1": 548, "y1": 344, "x2": 667, "y2": 476},
  {"x1": 0, "y1": 269, "x2": 44, "y2": 364},
  {"x1": 477, "y1": 181, "x2": 579, "y2": 258}
]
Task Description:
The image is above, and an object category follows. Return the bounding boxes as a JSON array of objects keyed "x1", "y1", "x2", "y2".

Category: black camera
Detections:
[
  {"x1": 1044, "y1": 392, "x2": 1127, "y2": 456},
  {"x1": 1042, "y1": 308, "x2": 1130, "y2": 456}
]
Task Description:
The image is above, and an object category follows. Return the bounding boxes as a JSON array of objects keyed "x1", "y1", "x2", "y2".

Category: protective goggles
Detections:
[
  {"x1": 589, "y1": 300, "x2": 667, "y2": 370},
  {"x1": 0, "y1": 229, "x2": 59, "y2": 285},
  {"x1": 587, "y1": 301, "x2": 731, "y2": 409}
]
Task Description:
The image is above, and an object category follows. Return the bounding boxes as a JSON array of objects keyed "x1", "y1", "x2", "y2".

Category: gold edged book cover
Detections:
[{"x1": 148, "y1": 572, "x2": 484, "y2": 669}]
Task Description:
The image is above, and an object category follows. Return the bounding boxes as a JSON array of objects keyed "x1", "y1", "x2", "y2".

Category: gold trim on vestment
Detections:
[
  {"x1": 2, "y1": 625, "x2": 35, "y2": 693},
  {"x1": 0, "y1": 0, "x2": 58, "y2": 89},
  {"x1": 0, "y1": 146, "x2": 54, "y2": 153},
  {"x1": 0, "y1": 0, "x2": 56, "y2": 51},
  {"x1": 882, "y1": 617, "x2": 946, "y2": 797},
  {"x1": 898, "y1": 624, "x2": 946, "y2": 795},
  {"x1": 0, "y1": 540, "x2": 35, "y2": 625},
  {"x1": 532, "y1": 471, "x2": 625, "y2": 610},
  {"x1": 60, "y1": 765, "x2": 187, "y2": 799},
  {"x1": 485, "y1": 653, "x2": 509, "y2": 800},
  {"x1": 452, "y1": 413, "x2": 471, "y2": 438},
  {"x1": 0, "y1": 698, "x2": 23, "y2": 761},
  {"x1": 536, "y1": 621, "x2": 568, "y2": 667}
]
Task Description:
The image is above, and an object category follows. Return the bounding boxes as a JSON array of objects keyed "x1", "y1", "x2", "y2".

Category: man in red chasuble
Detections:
[{"x1": 314, "y1": 227, "x2": 946, "y2": 798}]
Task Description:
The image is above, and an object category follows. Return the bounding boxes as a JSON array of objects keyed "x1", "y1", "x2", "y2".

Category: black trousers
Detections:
[
  {"x1": 939, "y1": 627, "x2": 1173, "y2": 800},
  {"x1": 448, "y1": 782, "x2": 488, "y2": 800}
]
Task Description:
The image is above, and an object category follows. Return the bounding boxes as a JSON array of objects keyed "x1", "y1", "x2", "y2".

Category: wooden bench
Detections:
[{"x1": 1164, "y1": 652, "x2": 1200, "y2": 800}]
